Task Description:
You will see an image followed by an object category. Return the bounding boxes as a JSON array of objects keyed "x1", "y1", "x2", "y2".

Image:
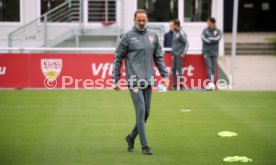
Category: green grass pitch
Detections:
[{"x1": 0, "y1": 90, "x2": 276, "y2": 165}]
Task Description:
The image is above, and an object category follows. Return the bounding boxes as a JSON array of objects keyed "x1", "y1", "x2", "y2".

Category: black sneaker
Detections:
[
  {"x1": 142, "y1": 146, "x2": 153, "y2": 155},
  {"x1": 180, "y1": 86, "x2": 185, "y2": 91},
  {"x1": 125, "y1": 134, "x2": 134, "y2": 152}
]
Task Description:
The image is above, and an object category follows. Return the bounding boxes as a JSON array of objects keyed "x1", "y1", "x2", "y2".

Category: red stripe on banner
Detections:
[
  {"x1": 0, "y1": 54, "x2": 30, "y2": 88},
  {"x1": 0, "y1": 53, "x2": 209, "y2": 89}
]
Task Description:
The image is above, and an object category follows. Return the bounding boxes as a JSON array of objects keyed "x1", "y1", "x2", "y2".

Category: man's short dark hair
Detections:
[
  {"x1": 172, "y1": 19, "x2": 180, "y2": 27},
  {"x1": 207, "y1": 17, "x2": 216, "y2": 24},
  {"x1": 134, "y1": 9, "x2": 148, "y2": 18}
]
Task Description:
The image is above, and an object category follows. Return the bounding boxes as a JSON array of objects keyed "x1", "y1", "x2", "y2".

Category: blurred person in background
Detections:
[
  {"x1": 201, "y1": 17, "x2": 222, "y2": 90},
  {"x1": 170, "y1": 19, "x2": 189, "y2": 90}
]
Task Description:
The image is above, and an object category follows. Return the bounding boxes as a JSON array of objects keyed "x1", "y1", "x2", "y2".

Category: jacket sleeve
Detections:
[
  {"x1": 179, "y1": 30, "x2": 189, "y2": 55},
  {"x1": 153, "y1": 34, "x2": 169, "y2": 78},
  {"x1": 208, "y1": 29, "x2": 222, "y2": 44},
  {"x1": 201, "y1": 29, "x2": 211, "y2": 44},
  {"x1": 112, "y1": 34, "x2": 128, "y2": 84}
]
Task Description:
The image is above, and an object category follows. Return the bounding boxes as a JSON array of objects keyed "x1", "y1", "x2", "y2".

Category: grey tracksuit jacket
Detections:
[
  {"x1": 201, "y1": 27, "x2": 222, "y2": 56},
  {"x1": 113, "y1": 26, "x2": 169, "y2": 86},
  {"x1": 172, "y1": 28, "x2": 189, "y2": 56}
]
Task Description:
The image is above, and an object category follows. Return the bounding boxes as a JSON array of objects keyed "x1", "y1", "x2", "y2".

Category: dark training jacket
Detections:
[
  {"x1": 201, "y1": 27, "x2": 222, "y2": 56},
  {"x1": 172, "y1": 28, "x2": 189, "y2": 56},
  {"x1": 113, "y1": 26, "x2": 169, "y2": 85}
]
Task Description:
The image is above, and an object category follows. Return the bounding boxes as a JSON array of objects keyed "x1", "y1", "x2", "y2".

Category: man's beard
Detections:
[{"x1": 136, "y1": 24, "x2": 146, "y2": 31}]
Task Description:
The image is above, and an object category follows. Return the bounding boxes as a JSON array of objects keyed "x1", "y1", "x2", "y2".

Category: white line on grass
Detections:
[{"x1": 180, "y1": 109, "x2": 191, "y2": 112}]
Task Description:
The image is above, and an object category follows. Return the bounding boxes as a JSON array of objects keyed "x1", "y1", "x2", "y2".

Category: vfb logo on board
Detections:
[{"x1": 41, "y1": 59, "x2": 62, "y2": 81}]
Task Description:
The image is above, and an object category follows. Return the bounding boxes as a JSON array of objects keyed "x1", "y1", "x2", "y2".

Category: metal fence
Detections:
[
  {"x1": 8, "y1": 0, "x2": 120, "y2": 48},
  {"x1": 88, "y1": 0, "x2": 116, "y2": 22},
  {"x1": 8, "y1": 0, "x2": 82, "y2": 48},
  {"x1": 0, "y1": 47, "x2": 203, "y2": 55}
]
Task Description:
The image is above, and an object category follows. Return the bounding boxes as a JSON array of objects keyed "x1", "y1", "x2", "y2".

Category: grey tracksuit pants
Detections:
[
  {"x1": 203, "y1": 55, "x2": 218, "y2": 83},
  {"x1": 129, "y1": 86, "x2": 152, "y2": 148},
  {"x1": 172, "y1": 55, "x2": 183, "y2": 87}
]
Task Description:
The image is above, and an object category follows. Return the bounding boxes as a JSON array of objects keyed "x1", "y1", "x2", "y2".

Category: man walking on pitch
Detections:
[
  {"x1": 171, "y1": 19, "x2": 189, "y2": 90},
  {"x1": 112, "y1": 9, "x2": 169, "y2": 155},
  {"x1": 201, "y1": 17, "x2": 222, "y2": 90}
]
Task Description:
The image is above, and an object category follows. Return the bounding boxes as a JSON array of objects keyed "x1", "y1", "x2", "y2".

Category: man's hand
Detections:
[
  {"x1": 113, "y1": 83, "x2": 121, "y2": 91},
  {"x1": 180, "y1": 54, "x2": 185, "y2": 58},
  {"x1": 163, "y1": 77, "x2": 169, "y2": 87}
]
